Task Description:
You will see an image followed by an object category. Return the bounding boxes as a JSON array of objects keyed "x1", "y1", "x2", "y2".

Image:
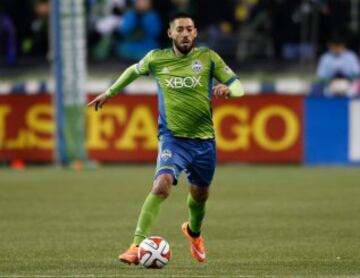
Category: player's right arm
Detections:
[{"x1": 87, "y1": 50, "x2": 155, "y2": 111}]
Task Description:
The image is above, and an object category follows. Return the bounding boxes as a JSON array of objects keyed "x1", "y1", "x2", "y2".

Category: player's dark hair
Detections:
[
  {"x1": 328, "y1": 33, "x2": 347, "y2": 45},
  {"x1": 169, "y1": 12, "x2": 195, "y2": 26}
]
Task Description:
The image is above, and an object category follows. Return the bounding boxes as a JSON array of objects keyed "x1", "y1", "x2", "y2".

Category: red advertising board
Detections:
[
  {"x1": 214, "y1": 96, "x2": 303, "y2": 162},
  {"x1": 0, "y1": 95, "x2": 53, "y2": 161},
  {"x1": 0, "y1": 95, "x2": 303, "y2": 163}
]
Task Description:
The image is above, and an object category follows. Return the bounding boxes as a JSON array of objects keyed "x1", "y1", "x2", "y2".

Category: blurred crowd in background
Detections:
[
  {"x1": 1, "y1": 0, "x2": 359, "y2": 64},
  {"x1": 1, "y1": 0, "x2": 360, "y2": 95}
]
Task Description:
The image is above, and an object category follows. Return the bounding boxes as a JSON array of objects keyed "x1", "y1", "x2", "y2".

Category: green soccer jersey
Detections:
[{"x1": 135, "y1": 47, "x2": 238, "y2": 139}]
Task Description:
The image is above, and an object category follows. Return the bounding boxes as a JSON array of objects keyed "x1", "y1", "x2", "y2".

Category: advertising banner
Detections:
[
  {"x1": 349, "y1": 99, "x2": 360, "y2": 162},
  {"x1": 0, "y1": 95, "x2": 304, "y2": 163},
  {"x1": 214, "y1": 96, "x2": 303, "y2": 162},
  {"x1": 0, "y1": 95, "x2": 53, "y2": 161},
  {"x1": 304, "y1": 98, "x2": 349, "y2": 164}
]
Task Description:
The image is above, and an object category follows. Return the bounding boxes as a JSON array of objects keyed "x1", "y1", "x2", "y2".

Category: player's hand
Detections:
[
  {"x1": 87, "y1": 92, "x2": 109, "y2": 111},
  {"x1": 213, "y1": 84, "x2": 231, "y2": 98}
]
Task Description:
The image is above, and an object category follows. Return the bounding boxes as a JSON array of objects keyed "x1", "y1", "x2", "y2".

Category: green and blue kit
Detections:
[{"x1": 108, "y1": 47, "x2": 241, "y2": 186}]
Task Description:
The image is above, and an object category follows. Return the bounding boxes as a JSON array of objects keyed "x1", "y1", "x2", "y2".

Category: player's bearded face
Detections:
[{"x1": 169, "y1": 18, "x2": 197, "y2": 54}]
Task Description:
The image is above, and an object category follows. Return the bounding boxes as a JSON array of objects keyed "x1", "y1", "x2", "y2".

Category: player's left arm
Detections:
[{"x1": 210, "y1": 50, "x2": 245, "y2": 98}]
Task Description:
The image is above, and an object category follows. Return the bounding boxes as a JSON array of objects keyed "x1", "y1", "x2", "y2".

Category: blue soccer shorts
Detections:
[{"x1": 154, "y1": 134, "x2": 216, "y2": 187}]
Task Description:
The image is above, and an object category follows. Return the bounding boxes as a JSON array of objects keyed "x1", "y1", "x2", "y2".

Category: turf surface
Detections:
[{"x1": 1, "y1": 165, "x2": 360, "y2": 277}]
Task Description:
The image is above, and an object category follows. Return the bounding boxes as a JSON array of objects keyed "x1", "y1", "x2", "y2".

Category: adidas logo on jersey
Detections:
[
  {"x1": 161, "y1": 67, "x2": 170, "y2": 74},
  {"x1": 165, "y1": 76, "x2": 203, "y2": 89}
]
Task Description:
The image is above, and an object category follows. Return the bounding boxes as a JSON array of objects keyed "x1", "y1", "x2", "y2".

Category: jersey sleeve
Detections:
[
  {"x1": 210, "y1": 50, "x2": 238, "y2": 85},
  {"x1": 135, "y1": 50, "x2": 155, "y2": 75}
]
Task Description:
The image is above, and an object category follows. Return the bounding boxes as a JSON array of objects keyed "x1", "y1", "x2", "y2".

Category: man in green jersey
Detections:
[{"x1": 88, "y1": 12, "x2": 244, "y2": 264}]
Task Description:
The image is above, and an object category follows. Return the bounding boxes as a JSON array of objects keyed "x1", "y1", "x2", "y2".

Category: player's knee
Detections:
[
  {"x1": 152, "y1": 174, "x2": 173, "y2": 198},
  {"x1": 190, "y1": 186, "x2": 209, "y2": 203},
  {"x1": 193, "y1": 193, "x2": 208, "y2": 203}
]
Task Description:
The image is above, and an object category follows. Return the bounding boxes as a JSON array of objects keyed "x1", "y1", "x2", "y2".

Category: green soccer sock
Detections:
[
  {"x1": 187, "y1": 194, "x2": 206, "y2": 234},
  {"x1": 133, "y1": 192, "x2": 165, "y2": 246}
]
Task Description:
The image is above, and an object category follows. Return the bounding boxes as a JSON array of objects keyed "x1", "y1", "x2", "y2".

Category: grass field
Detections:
[{"x1": 1, "y1": 165, "x2": 360, "y2": 277}]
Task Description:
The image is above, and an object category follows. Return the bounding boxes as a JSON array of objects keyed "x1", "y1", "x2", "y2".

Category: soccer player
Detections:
[{"x1": 88, "y1": 12, "x2": 245, "y2": 264}]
